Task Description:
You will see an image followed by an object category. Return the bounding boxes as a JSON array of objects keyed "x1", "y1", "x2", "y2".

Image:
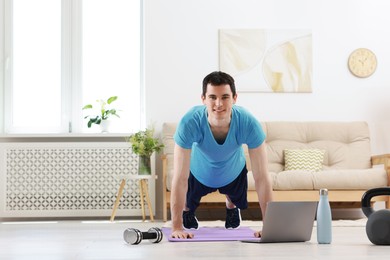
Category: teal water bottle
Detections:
[{"x1": 317, "y1": 188, "x2": 332, "y2": 244}]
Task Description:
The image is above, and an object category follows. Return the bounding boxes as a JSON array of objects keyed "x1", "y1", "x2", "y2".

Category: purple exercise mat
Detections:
[{"x1": 162, "y1": 226, "x2": 258, "y2": 242}]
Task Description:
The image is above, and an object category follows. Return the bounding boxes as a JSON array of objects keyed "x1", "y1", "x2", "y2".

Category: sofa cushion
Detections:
[
  {"x1": 284, "y1": 149, "x2": 325, "y2": 172},
  {"x1": 262, "y1": 122, "x2": 372, "y2": 173},
  {"x1": 311, "y1": 169, "x2": 388, "y2": 190},
  {"x1": 246, "y1": 168, "x2": 388, "y2": 191}
]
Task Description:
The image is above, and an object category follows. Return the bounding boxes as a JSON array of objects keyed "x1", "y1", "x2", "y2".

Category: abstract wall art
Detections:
[{"x1": 219, "y1": 29, "x2": 312, "y2": 93}]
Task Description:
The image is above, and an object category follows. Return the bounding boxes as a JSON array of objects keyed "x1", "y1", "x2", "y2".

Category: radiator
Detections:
[{"x1": 0, "y1": 142, "x2": 155, "y2": 219}]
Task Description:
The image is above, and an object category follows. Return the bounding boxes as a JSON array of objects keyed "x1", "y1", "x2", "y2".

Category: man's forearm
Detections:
[
  {"x1": 257, "y1": 178, "x2": 273, "y2": 219},
  {"x1": 170, "y1": 177, "x2": 188, "y2": 230},
  {"x1": 170, "y1": 190, "x2": 186, "y2": 230}
]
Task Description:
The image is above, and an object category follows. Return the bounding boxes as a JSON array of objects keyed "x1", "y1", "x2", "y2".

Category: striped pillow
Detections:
[{"x1": 284, "y1": 149, "x2": 325, "y2": 172}]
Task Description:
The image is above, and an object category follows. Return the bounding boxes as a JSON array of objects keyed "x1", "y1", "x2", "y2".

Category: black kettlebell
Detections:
[{"x1": 361, "y1": 187, "x2": 390, "y2": 245}]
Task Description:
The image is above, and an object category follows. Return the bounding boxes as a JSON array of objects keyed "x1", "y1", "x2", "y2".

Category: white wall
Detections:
[
  {"x1": 0, "y1": 1, "x2": 4, "y2": 132},
  {"x1": 145, "y1": 0, "x2": 390, "y2": 155}
]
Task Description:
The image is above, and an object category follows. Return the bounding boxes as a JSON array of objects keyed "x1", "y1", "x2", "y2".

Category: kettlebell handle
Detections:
[{"x1": 361, "y1": 187, "x2": 390, "y2": 218}]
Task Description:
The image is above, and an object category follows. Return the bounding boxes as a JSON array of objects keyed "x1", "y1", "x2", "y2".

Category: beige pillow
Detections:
[{"x1": 284, "y1": 149, "x2": 325, "y2": 172}]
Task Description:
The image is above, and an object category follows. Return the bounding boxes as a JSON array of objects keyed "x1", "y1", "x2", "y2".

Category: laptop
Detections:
[{"x1": 241, "y1": 201, "x2": 318, "y2": 243}]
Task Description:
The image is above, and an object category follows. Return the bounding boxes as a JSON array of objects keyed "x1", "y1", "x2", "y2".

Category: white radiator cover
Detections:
[{"x1": 0, "y1": 142, "x2": 155, "y2": 219}]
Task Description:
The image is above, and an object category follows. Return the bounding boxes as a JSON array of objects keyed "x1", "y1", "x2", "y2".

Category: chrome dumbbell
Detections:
[{"x1": 123, "y1": 227, "x2": 163, "y2": 245}]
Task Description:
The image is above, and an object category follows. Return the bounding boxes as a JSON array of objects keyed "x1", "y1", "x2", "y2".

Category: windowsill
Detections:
[
  {"x1": 0, "y1": 133, "x2": 131, "y2": 138},
  {"x1": 0, "y1": 132, "x2": 132, "y2": 142}
]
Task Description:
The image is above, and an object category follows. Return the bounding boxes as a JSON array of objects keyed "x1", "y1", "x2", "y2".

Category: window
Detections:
[{"x1": 4, "y1": 0, "x2": 142, "y2": 134}]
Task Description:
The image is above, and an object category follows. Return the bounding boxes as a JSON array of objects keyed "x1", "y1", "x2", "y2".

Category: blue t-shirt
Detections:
[{"x1": 174, "y1": 105, "x2": 266, "y2": 188}]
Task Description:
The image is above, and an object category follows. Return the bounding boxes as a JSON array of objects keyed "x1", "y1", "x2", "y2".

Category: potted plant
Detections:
[
  {"x1": 82, "y1": 96, "x2": 120, "y2": 132},
  {"x1": 128, "y1": 128, "x2": 164, "y2": 175}
]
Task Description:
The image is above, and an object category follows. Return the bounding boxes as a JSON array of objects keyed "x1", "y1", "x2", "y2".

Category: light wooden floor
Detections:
[{"x1": 0, "y1": 219, "x2": 389, "y2": 259}]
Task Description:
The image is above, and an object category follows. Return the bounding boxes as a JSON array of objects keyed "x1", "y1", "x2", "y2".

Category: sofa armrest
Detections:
[
  {"x1": 161, "y1": 154, "x2": 169, "y2": 221},
  {"x1": 371, "y1": 154, "x2": 390, "y2": 185},
  {"x1": 161, "y1": 154, "x2": 168, "y2": 191}
]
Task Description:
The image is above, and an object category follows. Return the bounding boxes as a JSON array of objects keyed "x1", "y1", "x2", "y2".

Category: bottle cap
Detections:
[{"x1": 320, "y1": 188, "x2": 328, "y2": 195}]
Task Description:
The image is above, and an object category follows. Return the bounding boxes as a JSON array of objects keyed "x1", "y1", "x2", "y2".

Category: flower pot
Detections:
[
  {"x1": 100, "y1": 120, "x2": 111, "y2": 133},
  {"x1": 138, "y1": 155, "x2": 151, "y2": 175}
]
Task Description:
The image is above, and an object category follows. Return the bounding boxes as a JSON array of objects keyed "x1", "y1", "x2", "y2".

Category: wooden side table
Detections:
[{"x1": 110, "y1": 175, "x2": 158, "y2": 222}]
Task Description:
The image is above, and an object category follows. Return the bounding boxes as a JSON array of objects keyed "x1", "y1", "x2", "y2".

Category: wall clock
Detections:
[{"x1": 348, "y1": 48, "x2": 377, "y2": 78}]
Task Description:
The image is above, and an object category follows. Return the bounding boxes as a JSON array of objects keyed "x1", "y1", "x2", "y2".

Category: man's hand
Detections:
[
  {"x1": 254, "y1": 230, "x2": 262, "y2": 238},
  {"x1": 171, "y1": 229, "x2": 194, "y2": 239}
]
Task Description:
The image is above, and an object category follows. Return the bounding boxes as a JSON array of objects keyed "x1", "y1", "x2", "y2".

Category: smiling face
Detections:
[{"x1": 202, "y1": 83, "x2": 237, "y2": 125}]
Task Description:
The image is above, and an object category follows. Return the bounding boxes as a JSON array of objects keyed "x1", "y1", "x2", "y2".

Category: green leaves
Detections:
[
  {"x1": 82, "y1": 104, "x2": 93, "y2": 110},
  {"x1": 103, "y1": 109, "x2": 120, "y2": 120},
  {"x1": 107, "y1": 96, "x2": 118, "y2": 104},
  {"x1": 128, "y1": 128, "x2": 164, "y2": 157},
  {"x1": 87, "y1": 116, "x2": 102, "y2": 128},
  {"x1": 82, "y1": 96, "x2": 120, "y2": 128}
]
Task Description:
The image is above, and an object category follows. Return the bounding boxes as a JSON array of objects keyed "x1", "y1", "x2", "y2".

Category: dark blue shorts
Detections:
[{"x1": 186, "y1": 165, "x2": 248, "y2": 213}]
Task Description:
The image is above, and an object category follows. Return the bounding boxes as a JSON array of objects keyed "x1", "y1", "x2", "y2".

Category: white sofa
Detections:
[{"x1": 161, "y1": 121, "x2": 390, "y2": 221}]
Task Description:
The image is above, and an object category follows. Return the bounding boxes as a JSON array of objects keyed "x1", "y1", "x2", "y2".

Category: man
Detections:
[{"x1": 170, "y1": 71, "x2": 273, "y2": 239}]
